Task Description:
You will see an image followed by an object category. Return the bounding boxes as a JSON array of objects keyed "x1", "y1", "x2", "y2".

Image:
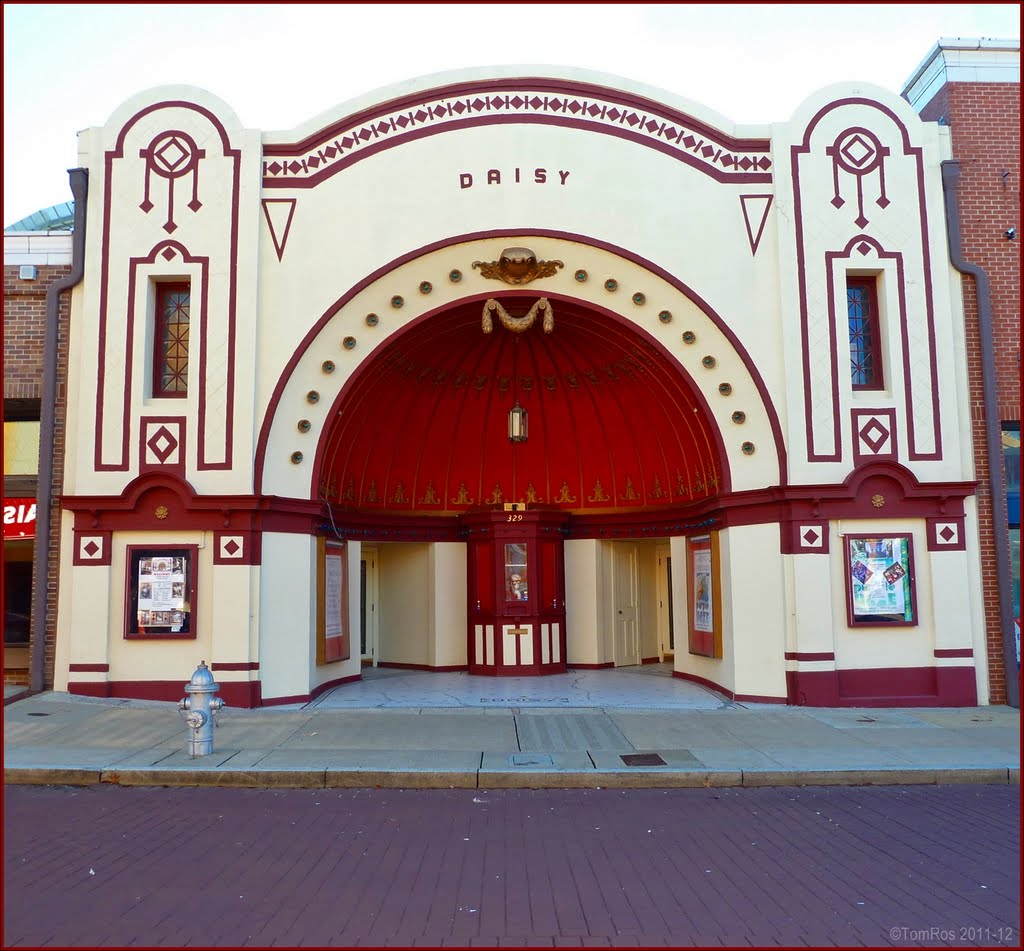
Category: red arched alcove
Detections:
[{"x1": 317, "y1": 295, "x2": 725, "y2": 516}]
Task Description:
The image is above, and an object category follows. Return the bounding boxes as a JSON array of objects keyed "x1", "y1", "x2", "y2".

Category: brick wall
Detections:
[
  {"x1": 920, "y1": 82, "x2": 1021, "y2": 704},
  {"x1": 3, "y1": 263, "x2": 71, "y2": 689},
  {"x1": 3, "y1": 265, "x2": 69, "y2": 399}
]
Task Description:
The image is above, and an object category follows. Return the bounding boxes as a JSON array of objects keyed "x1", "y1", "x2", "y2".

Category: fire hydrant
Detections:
[{"x1": 178, "y1": 661, "x2": 225, "y2": 757}]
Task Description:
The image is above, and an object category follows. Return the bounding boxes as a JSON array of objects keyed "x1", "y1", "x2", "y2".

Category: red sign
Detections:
[{"x1": 3, "y1": 498, "x2": 36, "y2": 539}]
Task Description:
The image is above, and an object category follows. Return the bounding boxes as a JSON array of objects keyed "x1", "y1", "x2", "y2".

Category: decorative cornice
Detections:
[{"x1": 262, "y1": 79, "x2": 772, "y2": 188}]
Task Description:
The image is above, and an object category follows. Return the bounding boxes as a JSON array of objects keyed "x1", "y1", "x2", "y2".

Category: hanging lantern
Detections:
[{"x1": 508, "y1": 401, "x2": 528, "y2": 443}]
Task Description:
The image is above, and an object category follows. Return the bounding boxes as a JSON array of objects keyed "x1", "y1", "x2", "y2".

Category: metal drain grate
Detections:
[{"x1": 620, "y1": 753, "x2": 667, "y2": 767}]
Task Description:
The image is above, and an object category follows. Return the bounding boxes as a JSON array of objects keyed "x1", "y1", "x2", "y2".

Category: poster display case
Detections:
[
  {"x1": 317, "y1": 537, "x2": 350, "y2": 663},
  {"x1": 687, "y1": 533, "x2": 722, "y2": 658},
  {"x1": 125, "y1": 545, "x2": 198, "y2": 639},
  {"x1": 844, "y1": 534, "x2": 916, "y2": 626}
]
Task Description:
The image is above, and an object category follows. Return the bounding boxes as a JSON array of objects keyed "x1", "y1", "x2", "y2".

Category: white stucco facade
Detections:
[{"x1": 53, "y1": 66, "x2": 986, "y2": 707}]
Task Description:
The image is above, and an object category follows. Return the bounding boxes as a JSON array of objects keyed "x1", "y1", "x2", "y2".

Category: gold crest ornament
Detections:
[{"x1": 472, "y1": 247, "x2": 563, "y2": 285}]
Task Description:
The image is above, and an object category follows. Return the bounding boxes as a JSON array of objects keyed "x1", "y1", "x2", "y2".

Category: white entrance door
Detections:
[
  {"x1": 360, "y1": 545, "x2": 378, "y2": 666},
  {"x1": 613, "y1": 542, "x2": 640, "y2": 666}
]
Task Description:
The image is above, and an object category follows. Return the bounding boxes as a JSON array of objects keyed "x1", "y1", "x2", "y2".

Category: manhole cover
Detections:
[
  {"x1": 620, "y1": 753, "x2": 667, "y2": 767},
  {"x1": 27, "y1": 712, "x2": 51, "y2": 717}
]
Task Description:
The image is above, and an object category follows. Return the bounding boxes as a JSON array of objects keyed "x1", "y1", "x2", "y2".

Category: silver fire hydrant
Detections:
[{"x1": 178, "y1": 661, "x2": 225, "y2": 757}]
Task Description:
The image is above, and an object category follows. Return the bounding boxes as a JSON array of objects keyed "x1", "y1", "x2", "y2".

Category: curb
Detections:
[{"x1": 5, "y1": 765, "x2": 1018, "y2": 789}]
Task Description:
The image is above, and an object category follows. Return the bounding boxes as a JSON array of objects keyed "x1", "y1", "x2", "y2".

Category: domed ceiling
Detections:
[{"x1": 317, "y1": 296, "x2": 724, "y2": 516}]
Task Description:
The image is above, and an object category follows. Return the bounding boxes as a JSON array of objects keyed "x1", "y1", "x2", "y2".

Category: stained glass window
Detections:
[
  {"x1": 155, "y1": 283, "x2": 190, "y2": 396},
  {"x1": 847, "y1": 278, "x2": 882, "y2": 390}
]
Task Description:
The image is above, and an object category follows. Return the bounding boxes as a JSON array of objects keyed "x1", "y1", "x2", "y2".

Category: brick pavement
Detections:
[{"x1": 3, "y1": 784, "x2": 1019, "y2": 948}]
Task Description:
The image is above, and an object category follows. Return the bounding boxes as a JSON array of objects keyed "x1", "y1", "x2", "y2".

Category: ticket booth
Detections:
[{"x1": 463, "y1": 509, "x2": 568, "y2": 675}]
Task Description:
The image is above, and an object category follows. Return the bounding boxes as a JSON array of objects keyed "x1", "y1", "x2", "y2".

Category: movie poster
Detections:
[
  {"x1": 693, "y1": 548, "x2": 712, "y2": 633},
  {"x1": 848, "y1": 536, "x2": 912, "y2": 622},
  {"x1": 137, "y1": 555, "x2": 187, "y2": 632}
]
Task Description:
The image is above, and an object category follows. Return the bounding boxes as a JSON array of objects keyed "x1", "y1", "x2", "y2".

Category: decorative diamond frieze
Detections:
[{"x1": 263, "y1": 85, "x2": 772, "y2": 187}]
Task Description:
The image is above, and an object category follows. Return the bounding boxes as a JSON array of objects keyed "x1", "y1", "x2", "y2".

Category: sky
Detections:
[{"x1": 3, "y1": 3, "x2": 1020, "y2": 228}]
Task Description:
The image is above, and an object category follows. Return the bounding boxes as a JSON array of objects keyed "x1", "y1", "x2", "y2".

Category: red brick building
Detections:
[
  {"x1": 3, "y1": 222, "x2": 74, "y2": 688},
  {"x1": 903, "y1": 37, "x2": 1021, "y2": 706}
]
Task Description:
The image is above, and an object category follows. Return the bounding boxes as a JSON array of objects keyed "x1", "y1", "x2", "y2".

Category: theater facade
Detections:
[{"x1": 52, "y1": 67, "x2": 988, "y2": 707}]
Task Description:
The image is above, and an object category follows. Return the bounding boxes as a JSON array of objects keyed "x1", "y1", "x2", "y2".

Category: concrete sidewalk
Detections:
[{"x1": 4, "y1": 682, "x2": 1019, "y2": 789}]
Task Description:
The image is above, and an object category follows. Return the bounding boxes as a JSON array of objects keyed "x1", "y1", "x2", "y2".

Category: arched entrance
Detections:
[
  {"x1": 252, "y1": 233, "x2": 783, "y2": 698},
  {"x1": 313, "y1": 291, "x2": 727, "y2": 675}
]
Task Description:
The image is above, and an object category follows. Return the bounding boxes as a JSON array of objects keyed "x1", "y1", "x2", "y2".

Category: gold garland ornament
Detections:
[{"x1": 482, "y1": 298, "x2": 554, "y2": 334}]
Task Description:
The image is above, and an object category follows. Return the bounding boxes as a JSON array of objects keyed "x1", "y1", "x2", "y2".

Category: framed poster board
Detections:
[
  {"x1": 317, "y1": 537, "x2": 350, "y2": 664},
  {"x1": 125, "y1": 545, "x2": 198, "y2": 639},
  {"x1": 844, "y1": 534, "x2": 916, "y2": 626},
  {"x1": 687, "y1": 533, "x2": 722, "y2": 658}
]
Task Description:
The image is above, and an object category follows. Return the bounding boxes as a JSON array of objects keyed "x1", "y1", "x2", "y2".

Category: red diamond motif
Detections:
[
  {"x1": 162, "y1": 248, "x2": 176, "y2": 261},
  {"x1": 358, "y1": 128, "x2": 372, "y2": 142},
  {"x1": 607, "y1": 108, "x2": 621, "y2": 121},
  {"x1": 531, "y1": 97, "x2": 545, "y2": 110},
  {"x1": 377, "y1": 122, "x2": 391, "y2": 134},
  {"x1": 568, "y1": 100, "x2": 581, "y2": 113},
  {"x1": 83, "y1": 540, "x2": 100, "y2": 557},
  {"x1": 859, "y1": 418, "x2": 890, "y2": 454},
  {"x1": 147, "y1": 425, "x2": 179, "y2": 464},
  {"x1": 587, "y1": 104, "x2": 601, "y2": 116},
  {"x1": 664, "y1": 126, "x2": 677, "y2": 138},
  {"x1": 287, "y1": 161, "x2": 302, "y2": 173},
  {"x1": 840, "y1": 134, "x2": 875, "y2": 168},
  {"x1": 267, "y1": 162, "x2": 282, "y2": 175},
  {"x1": 510, "y1": 96, "x2": 524, "y2": 109},
  {"x1": 223, "y1": 539, "x2": 242, "y2": 556},
  {"x1": 549, "y1": 98, "x2": 562, "y2": 110},
  {"x1": 939, "y1": 526, "x2": 956, "y2": 543},
  {"x1": 802, "y1": 528, "x2": 820, "y2": 546},
  {"x1": 324, "y1": 146, "x2": 337, "y2": 158},
  {"x1": 307, "y1": 156, "x2": 320, "y2": 168},
  {"x1": 470, "y1": 99, "x2": 486, "y2": 111},
  {"x1": 155, "y1": 137, "x2": 189, "y2": 173},
  {"x1": 858, "y1": 242, "x2": 872, "y2": 255},
  {"x1": 341, "y1": 137, "x2": 354, "y2": 149},
  {"x1": 701, "y1": 145, "x2": 715, "y2": 157}
]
